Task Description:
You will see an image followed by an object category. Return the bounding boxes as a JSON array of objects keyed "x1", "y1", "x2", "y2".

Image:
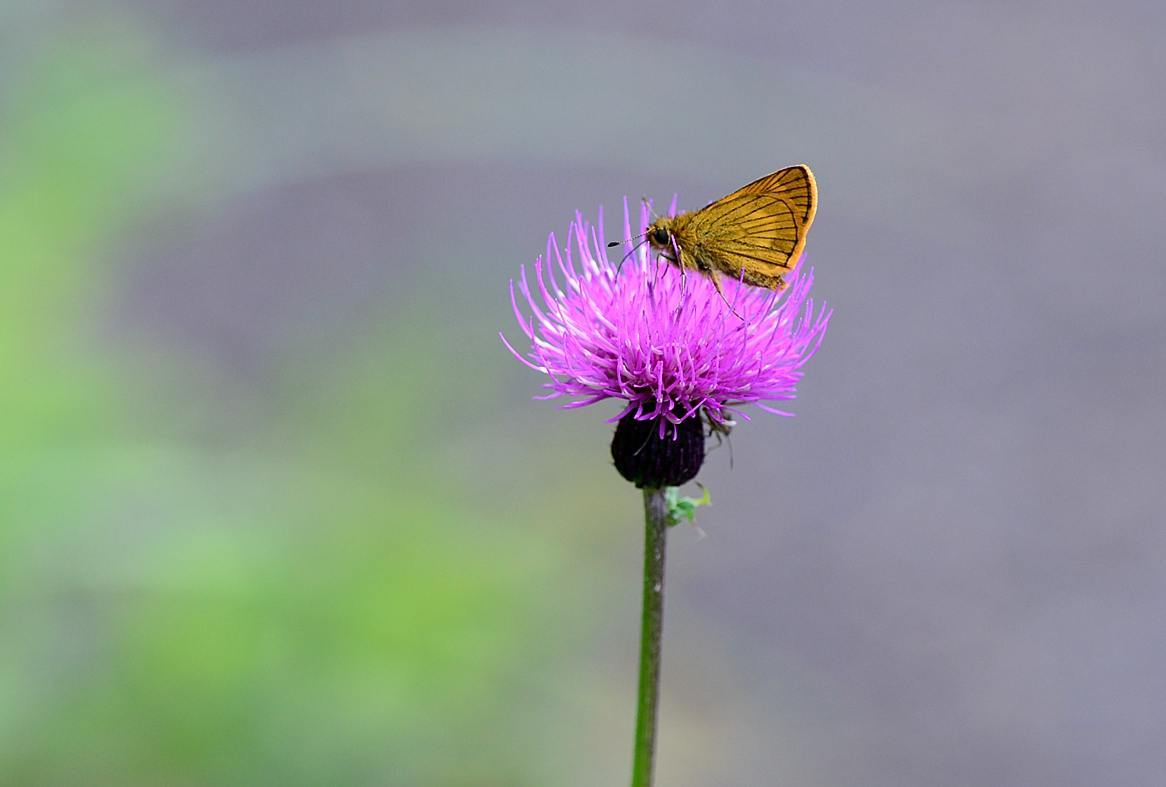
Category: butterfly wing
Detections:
[
  {"x1": 681, "y1": 177, "x2": 812, "y2": 289},
  {"x1": 729, "y1": 164, "x2": 816, "y2": 228}
]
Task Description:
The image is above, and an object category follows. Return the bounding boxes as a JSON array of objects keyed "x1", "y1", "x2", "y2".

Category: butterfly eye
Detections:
[{"x1": 651, "y1": 228, "x2": 670, "y2": 246}]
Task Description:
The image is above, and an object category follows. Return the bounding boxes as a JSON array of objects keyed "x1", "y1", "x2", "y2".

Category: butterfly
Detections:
[{"x1": 620, "y1": 165, "x2": 817, "y2": 300}]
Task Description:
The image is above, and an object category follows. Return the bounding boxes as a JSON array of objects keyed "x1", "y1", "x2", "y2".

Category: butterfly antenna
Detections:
[
  {"x1": 616, "y1": 236, "x2": 648, "y2": 275},
  {"x1": 642, "y1": 196, "x2": 662, "y2": 222},
  {"x1": 607, "y1": 233, "x2": 648, "y2": 277},
  {"x1": 603, "y1": 199, "x2": 658, "y2": 251},
  {"x1": 607, "y1": 230, "x2": 648, "y2": 250}
]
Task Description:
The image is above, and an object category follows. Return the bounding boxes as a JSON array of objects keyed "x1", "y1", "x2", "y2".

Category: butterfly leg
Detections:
[
  {"x1": 709, "y1": 269, "x2": 725, "y2": 299},
  {"x1": 668, "y1": 240, "x2": 688, "y2": 289},
  {"x1": 708, "y1": 271, "x2": 744, "y2": 320}
]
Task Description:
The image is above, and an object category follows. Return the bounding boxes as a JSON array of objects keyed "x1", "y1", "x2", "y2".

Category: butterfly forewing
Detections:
[{"x1": 731, "y1": 165, "x2": 816, "y2": 227}]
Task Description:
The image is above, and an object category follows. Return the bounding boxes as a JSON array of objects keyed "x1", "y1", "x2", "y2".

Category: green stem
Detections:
[{"x1": 631, "y1": 487, "x2": 669, "y2": 787}]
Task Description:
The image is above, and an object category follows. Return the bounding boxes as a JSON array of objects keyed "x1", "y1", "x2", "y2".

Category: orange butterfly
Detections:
[{"x1": 640, "y1": 165, "x2": 817, "y2": 299}]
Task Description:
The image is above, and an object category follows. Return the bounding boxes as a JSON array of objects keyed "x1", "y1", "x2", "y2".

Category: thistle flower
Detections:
[{"x1": 502, "y1": 198, "x2": 831, "y2": 488}]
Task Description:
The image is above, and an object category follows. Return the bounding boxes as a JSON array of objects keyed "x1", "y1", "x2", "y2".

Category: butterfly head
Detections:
[{"x1": 645, "y1": 219, "x2": 675, "y2": 252}]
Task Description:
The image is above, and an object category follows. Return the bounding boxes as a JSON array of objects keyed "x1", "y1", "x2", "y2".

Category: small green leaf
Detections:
[{"x1": 663, "y1": 484, "x2": 712, "y2": 526}]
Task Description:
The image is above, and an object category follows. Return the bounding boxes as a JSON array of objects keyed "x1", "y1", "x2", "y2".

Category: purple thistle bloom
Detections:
[{"x1": 502, "y1": 197, "x2": 832, "y2": 434}]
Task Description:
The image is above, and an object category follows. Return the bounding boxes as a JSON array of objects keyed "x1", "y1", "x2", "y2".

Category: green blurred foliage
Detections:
[
  {"x1": 0, "y1": 26, "x2": 178, "y2": 586},
  {"x1": 0, "y1": 25, "x2": 612, "y2": 787}
]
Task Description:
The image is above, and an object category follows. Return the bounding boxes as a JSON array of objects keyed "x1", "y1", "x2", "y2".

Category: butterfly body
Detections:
[{"x1": 645, "y1": 165, "x2": 817, "y2": 294}]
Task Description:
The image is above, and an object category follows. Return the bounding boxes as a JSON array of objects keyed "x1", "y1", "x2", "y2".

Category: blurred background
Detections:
[{"x1": 1, "y1": 1, "x2": 1163, "y2": 785}]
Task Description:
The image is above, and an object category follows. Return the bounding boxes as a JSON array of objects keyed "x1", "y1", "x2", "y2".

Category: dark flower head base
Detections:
[
  {"x1": 502, "y1": 198, "x2": 831, "y2": 487},
  {"x1": 611, "y1": 402, "x2": 705, "y2": 488}
]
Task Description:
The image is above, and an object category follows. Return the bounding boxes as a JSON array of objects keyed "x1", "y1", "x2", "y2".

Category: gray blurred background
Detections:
[{"x1": 1, "y1": 1, "x2": 1163, "y2": 785}]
